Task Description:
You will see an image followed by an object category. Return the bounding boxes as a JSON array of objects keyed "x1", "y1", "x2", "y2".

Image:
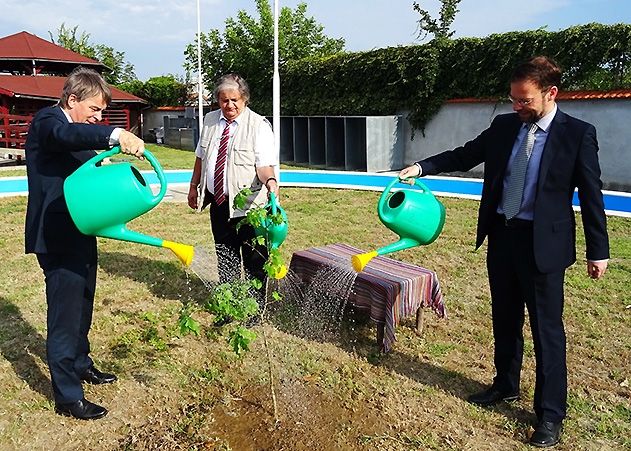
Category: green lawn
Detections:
[{"x1": 0, "y1": 146, "x2": 629, "y2": 449}]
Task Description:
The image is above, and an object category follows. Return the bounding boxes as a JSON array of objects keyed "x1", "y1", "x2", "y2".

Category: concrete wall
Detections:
[
  {"x1": 142, "y1": 109, "x2": 185, "y2": 141},
  {"x1": 400, "y1": 99, "x2": 631, "y2": 191}
]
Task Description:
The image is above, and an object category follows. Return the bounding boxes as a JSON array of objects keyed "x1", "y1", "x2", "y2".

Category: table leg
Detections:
[
  {"x1": 415, "y1": 307, "x2": 424, "y2": 336},
  {"x1": 376, "y1": 323, "x2": 385, "y2": 351}
]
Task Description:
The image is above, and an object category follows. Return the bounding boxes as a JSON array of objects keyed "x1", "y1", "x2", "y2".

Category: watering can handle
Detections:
[
  {"x1": 395, "y1": 176, "x2": 436, "y2": 196},
  {"x1": 378, "y1": 177, "x2": 437, "y2": 211},
  {"x1": 84, "y1": 146, "x2": 168, "y2": 205},
  {"x1": 268, "y1": 191, "x2": 279, "y2": 215},
  {"x1": 411, "y1": 177, "x2": 433, "y2": 195},
  {"x1": 143, "y1": 149, "x2": 168, "y2": 204}
]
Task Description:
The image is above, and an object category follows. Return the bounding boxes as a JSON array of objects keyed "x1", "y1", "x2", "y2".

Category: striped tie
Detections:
[
  {"x1": 213, "y1": 120, "x2": 232, "y2": 205},
  {"x1": 503, "y1": 122, "x2": 538, "y2": 219}
]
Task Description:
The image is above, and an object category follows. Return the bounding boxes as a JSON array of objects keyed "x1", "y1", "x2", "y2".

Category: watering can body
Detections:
[
  {"x1": 63, "y1": 146, "x2": 194, "y2": 266},
  {"x1": 255, "y1": 192, "x2": 288, "y2": 250},
  {"x1": 352, "y1": 177, "x2": 445, "y2": 272},
  {"x1": 254, "y1": 192, "x2": 288, "y2": 278},
  {"x1": 64, "y1": 146, "x2": 166, "y2": 246},
  {"x1": 377, "y1": 177, "x2": 445, "y2": 253}
]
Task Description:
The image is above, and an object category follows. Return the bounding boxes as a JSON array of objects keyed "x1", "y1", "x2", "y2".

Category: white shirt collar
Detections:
[
  {"x1": 60, "y1": 106, "x2": 73, "y2": 123},
  {"x1": 220, "y1": 114, "x2": 239, "y2": 125}
]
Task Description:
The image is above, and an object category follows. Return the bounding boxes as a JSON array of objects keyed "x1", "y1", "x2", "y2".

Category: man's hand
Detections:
[
  {"x1": 398, "y1": 164, "x2": 421, "y2": 185},
  {"x1": 188, "y1": 184, "x2": 198, "y2": 210},
  {"x1": 118, "y1": 130, "x2": 145, "y2": 159},
  {"x1": 266, "y1": 178, "x2": 280, "y2": 199},
  {"x1": 587, "y1": 260, "x2": 608, "y2": 279}
]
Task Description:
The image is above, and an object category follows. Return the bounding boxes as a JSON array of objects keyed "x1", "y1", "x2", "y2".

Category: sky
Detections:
[{"x1": 0, "y1": 0, "x2": 629, "y2": 81}]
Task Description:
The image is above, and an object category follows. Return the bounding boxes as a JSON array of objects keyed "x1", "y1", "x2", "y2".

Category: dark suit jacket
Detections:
[
  {"x1": 25, "y1": 106, "x2": 115, "y2": 254},
  {"x1": 418, "y1": 109, "x2": 610, "y2": 273}
]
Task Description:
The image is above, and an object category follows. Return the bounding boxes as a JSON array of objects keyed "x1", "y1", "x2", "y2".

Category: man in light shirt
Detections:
[{"x1": 188, "y1": 73, "x2": 279, "y2": 287}]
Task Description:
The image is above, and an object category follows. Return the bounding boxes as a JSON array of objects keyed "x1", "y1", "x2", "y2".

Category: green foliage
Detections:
[
  {"x1": 413, "y1": 0, "x2": 462, "y2": 41},
  {"x1": 178, "y1": 306, "x2": 201, "y2": 336},
  {"x1": 234, "y1": 189, "x2": 287, "y2": 280},
  {"x1": 263, "y1": 248, "x2": 284, "y2": 278},
  {"x1": 233, "y1": 187, "x2": 253, "y2": 210},
  {"x1": 228, "y1": 326, "x2": 257, "y2": 355},
  {"x1": 49, "y1": 23, "x2": 136, "y2": 84},
  {"x1": 178, "y1": 277, "x2": 260, "y2": 356},
  {"x1": 184, "y1": 0, "x2": 344, "y2": 114},
  {"x1": 281, "y1": 23, "x2": 631, "y2": 131},
  {"x1": 118, "y1": 75, "x2": 189, "y2": 106},
  {"x1": 208, "y1": 280, "x2": 260, "y2": 324},
  {"x1": 283, "y1": 44, "x2": 442, "y2": 132}
]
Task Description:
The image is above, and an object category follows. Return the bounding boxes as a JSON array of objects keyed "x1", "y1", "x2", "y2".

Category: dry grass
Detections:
[{"x1": 0, "y1": 188, "x2": 629, "y2": 450}]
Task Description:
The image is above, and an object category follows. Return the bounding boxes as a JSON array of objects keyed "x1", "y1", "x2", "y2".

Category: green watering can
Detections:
[
  {"x1": 351, "y1": 177, "x2": 445, "y2": 272},
  {"x1": 63, "y1": 146, "x2": 195, "y2": 266},
  {"x1": 254, "y1": 192, "x2": 288, "y2": 279}
]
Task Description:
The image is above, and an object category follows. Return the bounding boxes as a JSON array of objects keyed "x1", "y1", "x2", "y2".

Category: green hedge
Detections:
[{"x1": 278, "y1": 23, "x2": 631, "y2": 130}]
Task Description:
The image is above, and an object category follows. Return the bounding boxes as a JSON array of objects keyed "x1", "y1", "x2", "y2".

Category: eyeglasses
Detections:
[
  {"x1": 507, "y1": 95, "x2": 534, "y2": 106},
  {"x1": 507, "y1": 86, "x2": 553, "y2": 106}
]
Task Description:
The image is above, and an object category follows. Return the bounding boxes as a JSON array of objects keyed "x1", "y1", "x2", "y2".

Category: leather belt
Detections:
[{"x1": 497, "y1": 214, "x2": 533, "y2": 229}]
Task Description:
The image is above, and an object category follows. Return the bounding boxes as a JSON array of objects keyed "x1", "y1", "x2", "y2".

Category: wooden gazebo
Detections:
[{"x1": 0, "y1": 31, "x2": 147, "y2": 158}]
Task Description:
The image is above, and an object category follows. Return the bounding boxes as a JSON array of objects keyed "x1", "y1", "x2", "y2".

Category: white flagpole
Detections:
[
  {"x1": 196, "y1": 0, "x2": 204, "y2": 139},
  {"x1": 273, "y1": 0, "x2": 280, "y2": 172}
]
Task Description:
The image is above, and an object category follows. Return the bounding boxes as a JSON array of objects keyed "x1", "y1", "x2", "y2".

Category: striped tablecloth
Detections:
[{"x1": 289, "y1": 243, "x2": 446, "y2": 352}]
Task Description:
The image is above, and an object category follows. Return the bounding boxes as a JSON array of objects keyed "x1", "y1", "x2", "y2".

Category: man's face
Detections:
[
  {"x1": 218, "y1": 89, "x2": 245, "y2": 121},
  {"x1": 509, "y1": 79, "x2": 557, "y2": 123},
  {"x1": 66, "y1": 94, "x2": 107, "y2": 124}
]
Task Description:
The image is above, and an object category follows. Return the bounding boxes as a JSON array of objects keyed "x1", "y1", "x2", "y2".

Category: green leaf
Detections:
[{"x1": 228, "y1": 326, "x2": 257, "y2": 355}]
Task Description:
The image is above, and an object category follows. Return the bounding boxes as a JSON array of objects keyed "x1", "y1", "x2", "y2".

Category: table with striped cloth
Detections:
[{"x1": 289, "y1": 243, "x2": 446, "y2": 352}]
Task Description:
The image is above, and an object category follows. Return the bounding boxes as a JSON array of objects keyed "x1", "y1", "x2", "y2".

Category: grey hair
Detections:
[{"x1": 213, "y1": 73, "x2": 250, "y2": 104}]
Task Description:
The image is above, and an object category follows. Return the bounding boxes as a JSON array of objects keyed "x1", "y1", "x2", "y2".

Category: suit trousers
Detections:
[
  {"x1": 486, "y1": 216, "x2": 567, "y2": 423},
  {"x1": 36, "y1": 245, "x2": 97, "y2": 404},
  {"x1": 209, "y1": 197, "x2": 268, "y2": 285}
]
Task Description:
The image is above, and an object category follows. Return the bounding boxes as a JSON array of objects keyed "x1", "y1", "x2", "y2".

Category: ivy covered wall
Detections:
[{"x1": 280, "y1": 23, "x2": 631, "y2": 131}]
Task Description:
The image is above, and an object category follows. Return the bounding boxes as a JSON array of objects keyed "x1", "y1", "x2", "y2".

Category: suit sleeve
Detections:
[
  {"x1": 38, "y1": 112, "x2": 115, "y2": 152},
  {"x1": 574, "y1": 125, "x2": 610, "y2": 260}
]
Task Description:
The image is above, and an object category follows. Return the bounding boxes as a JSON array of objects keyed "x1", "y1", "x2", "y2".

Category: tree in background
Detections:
[
  {"x1": 184, "y1": 0, "x2": 345, "y2": 114},
  {"x1": 413, "y1": 0, "x2": 461, "y2": 41},
  {"x1": 49, "y1": 24, "x2": 136, "y2": 85},
  {"x1": 118, "y1": 75, "x2": 189, "y2": 107}
]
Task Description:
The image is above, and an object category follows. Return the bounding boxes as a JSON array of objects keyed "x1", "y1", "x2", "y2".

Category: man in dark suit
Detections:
[
  {"x1": 399, "y1": 56, "x2": 609, "y2": 447},
  {"x1": 25, "y1": 67, "x2": 145, "y2": 420}
]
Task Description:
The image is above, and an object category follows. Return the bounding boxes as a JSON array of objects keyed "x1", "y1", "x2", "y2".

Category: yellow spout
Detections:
[
  {"x1": 270, "y1": 264, "x2": 288, "y2": 280},
  {"x1": 351, "y1": 250, "x2": 378, "y2": 273},
  {"x1": 162, "y1": 240, "x2": 195, "y2": 267}
]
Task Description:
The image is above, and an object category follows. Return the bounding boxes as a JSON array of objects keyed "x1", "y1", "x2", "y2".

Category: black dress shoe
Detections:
[
  {"x1": 55, "y1": 398, "x2": 108, "y2": 420},
  {"x1": 467, "y1": 386, "x2": 520, "y2": 406},
  {"x1": 80, "y1": 366, "x2": 117, "y2": 384},
  {"x1": 530, "y1": 421, "x2": 562, "y2": 447}
]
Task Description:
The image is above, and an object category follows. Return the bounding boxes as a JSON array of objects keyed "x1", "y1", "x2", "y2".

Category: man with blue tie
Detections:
[
  {"x1": 25, "y1": 67, "x2": 145, "y2": 420},
  {"x1": 399, "y1": 56, "x2": 609, "y2": 447}
]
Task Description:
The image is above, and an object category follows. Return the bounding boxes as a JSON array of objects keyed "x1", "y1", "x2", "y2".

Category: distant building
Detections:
[{"x1": 0, "y1": 31, "x2": 147, "y2": 158}]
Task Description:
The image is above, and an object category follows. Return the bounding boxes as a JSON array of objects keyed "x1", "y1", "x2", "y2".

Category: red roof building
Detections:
[
  {"x1": 0, "y1": 31, "x2": 105, "y2": 74},
  {"x1": 0, "y1": 31, "x2": 147, "y2": 156}
]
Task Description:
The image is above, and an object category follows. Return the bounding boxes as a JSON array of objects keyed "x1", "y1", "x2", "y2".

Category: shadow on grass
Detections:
[
  {"x1": 0, "y1": 297, "x2": 52, "y2": 400},
  {"x1": 270, "y1": 303, "x2": 535, "y2": 426},
  {"x1": 98, "y1": 251, "x2": 210, "y2": 302}
]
